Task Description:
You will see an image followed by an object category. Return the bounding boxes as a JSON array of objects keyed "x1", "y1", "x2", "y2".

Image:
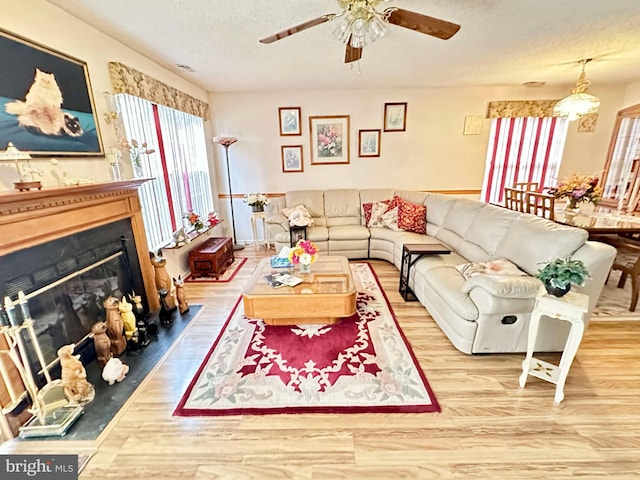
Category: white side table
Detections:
[
  {"x1": 250, "y1": 211, "x2": 270, "y2": 250},
  {"x1": 519, "y1": 286, "x2": 589, "y2": 403}
]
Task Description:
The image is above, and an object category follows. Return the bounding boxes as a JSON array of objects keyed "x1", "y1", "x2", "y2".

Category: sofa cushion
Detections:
[
  {"x1": 360, "y1": 189, "x2": 396, "y2": 225},
  {"x1": 465, "y1": 204, "x2": 518, "y2": 256},
  {"x1": 440, "y1": 198, "x2": 485, "y2": 237},
  {"x1": 494, "y1": 215, "x2": 589, "y2": 275},
  {"x1": 421, "y1": 266, "x2": 479, "y2": 321},
  {"x1": 394, "y1": 190, "x2": 429, "y2": 205},
  {"x1": 397, "y1": 198, "x2": 427, "y2": 234},
  {"x1": 324, "y1": 189, "x2": 361, "y2": 226},
  {"x1": 328, "y1": 225, "x2": 370, "y2": 240},
  {"x1": 425, "y1": 194, "x2": 457, "y2": 227}
]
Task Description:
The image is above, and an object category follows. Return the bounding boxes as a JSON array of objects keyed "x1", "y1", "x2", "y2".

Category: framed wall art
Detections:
[
  {"x1": 309, "y1": 115, "x2": 350, "y2": 165},
  {"x1": 463, "y1": 115, "x2": 484, "y2": 135},
  {"x1": 281, "y1": 145, "x2": 303, "y2": 172},
  {"x1": 383, "y1": 102, "x2": 407, "y2": 132},
  {"x1": 358, "y1": 129, "x2": 381, "y2": 157},
  {"x1": 278, "y1": 107, "x2": 302, "y2": 136},
  {"x1": 0, "y1": 28, "x2": 104, "y2": 156}
]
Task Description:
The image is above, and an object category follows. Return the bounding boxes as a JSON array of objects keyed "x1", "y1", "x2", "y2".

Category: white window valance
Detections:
[{"x1": 109, "y1": 62, "x2": 209, "y2": 120}]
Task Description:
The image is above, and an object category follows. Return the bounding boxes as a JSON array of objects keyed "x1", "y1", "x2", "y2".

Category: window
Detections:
[
  {"x1": 116, "y1": 94, "x2": 214, "y2": 250},
  {"x1": 481, "y1": 116, "x2": 569, "y2": 205}
]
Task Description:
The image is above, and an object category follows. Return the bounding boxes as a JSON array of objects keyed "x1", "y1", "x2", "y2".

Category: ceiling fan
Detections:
[{"x1": 259, "y1": 0, "x2": 460, "y2": 64}]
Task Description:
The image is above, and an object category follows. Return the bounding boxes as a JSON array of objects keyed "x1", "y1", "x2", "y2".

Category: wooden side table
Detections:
[
  {"x1": 250, "y1": 211, "x2": 270, "y2": 250},
  {"x1": 399, "y1": 243, "x2": 451, "y2": 301},
  {"x1": 519, "y1": 287, "x2": 589, "y2": 403}
]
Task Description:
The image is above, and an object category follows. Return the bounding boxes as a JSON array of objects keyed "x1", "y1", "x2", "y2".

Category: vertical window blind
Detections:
[
  {"x1": 116, "y1": 94, "x2": 214, "y2": 251},
  {"x1": 481, "y1": 116, "x2": 569, "y2": 205}
]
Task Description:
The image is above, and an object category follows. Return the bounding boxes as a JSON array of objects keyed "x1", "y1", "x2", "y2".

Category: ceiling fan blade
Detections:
[
  {"x1": 384, "y1": 8, "x2": 460, "y2": 40},
  {"x1": 345, "y1": 38, "x2": 363, "y2": 63},
  {"x1": 259, "y1": 14, "x2": 335, "y2": 44}
]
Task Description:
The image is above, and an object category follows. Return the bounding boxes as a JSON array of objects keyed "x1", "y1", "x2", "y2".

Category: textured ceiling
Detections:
[{"x1": 49, "y1": 0, "x2": 640, "y2": 93}]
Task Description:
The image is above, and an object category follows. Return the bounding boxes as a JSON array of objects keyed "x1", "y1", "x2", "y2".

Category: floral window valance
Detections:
[
  {"x1": 486, "y1": 100, "x2": 559, "y2": 119},
  {"x1": 109, "y1": 62, "x2": 209, "y2": 120}
]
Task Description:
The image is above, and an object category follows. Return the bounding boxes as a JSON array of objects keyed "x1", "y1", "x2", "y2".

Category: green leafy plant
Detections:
[{"x1": 536, "y1": 257, "x2": 589, "y2": 289}]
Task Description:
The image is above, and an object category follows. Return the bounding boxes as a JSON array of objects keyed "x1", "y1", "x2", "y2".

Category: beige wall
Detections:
[
  {"x1": 210, "y1": 84, "x2": 626, "y2": 242},
  {"x1": 1, "y1": 0, "x2": 214, "y2": 194},
  {"x1": 623, "y1": 81, "x2": 640, "y2": 108}
]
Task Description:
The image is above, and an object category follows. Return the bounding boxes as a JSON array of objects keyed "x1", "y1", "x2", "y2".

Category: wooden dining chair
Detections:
[
  {"x1": 603, "y1": 236, "x2": 640, "y2": 312},
  {"x1": 504, "y1": 187, "x2": 526, "y2": 212},
  {"x1": 525, "y1": 191, "x2": 555, "y2": 221},
  {"x1": 514, "y1": 182, "x2": 539, "y2": 192}
]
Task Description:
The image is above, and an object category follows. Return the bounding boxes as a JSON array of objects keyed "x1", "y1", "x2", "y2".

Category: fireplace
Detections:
[{"x1": 0, "y1": 180, "x2": 157, "y2": 439}]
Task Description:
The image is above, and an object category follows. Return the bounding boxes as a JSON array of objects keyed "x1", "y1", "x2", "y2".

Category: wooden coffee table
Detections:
[{"x1": 242, "y1": 255, "x2": 357, "y2": 326}]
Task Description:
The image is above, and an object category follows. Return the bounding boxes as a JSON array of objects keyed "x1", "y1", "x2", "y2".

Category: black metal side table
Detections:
[
  {"x1": 289, "y1": 225, "x2": 307, "y2": 246},
  {"x1": 399, "y1": 243, "x2": 451, "y2": 301}
]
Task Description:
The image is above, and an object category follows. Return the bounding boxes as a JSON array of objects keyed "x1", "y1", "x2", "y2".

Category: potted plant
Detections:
[
  {"x1": 536, "y1": 257, "x2": 589, "y2": 297},
  {"x1": 244, "y1": 193, "x2": 270, "y2": 212}
]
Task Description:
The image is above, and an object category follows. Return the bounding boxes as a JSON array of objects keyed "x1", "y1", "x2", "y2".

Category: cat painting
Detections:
[{"x1": 5, "y1": 68, "x2": 83, "y2": 137}]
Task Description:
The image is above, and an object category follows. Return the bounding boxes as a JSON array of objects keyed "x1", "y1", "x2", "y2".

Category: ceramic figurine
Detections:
[
  {"x1": 57, "y1": 344, "x2": 95, "y2": 404},
  {"x1": 158, "y1": 288, "x2": 174, "y2": 325},
  {"x1": 173, "y1": 275, "x2": 189, "y2": 314},
  {"x1": 172, "y1": 227, "x2": 190, "y2": 247},
  {"x1": 104, "y1": 296, "x2": 127, "y2": 356},
  {"x1": 129, "y1": 292, "x2": 150, "y2": 347},
  {"x1": 91, "y1": 321, "x2": 112, "y2": 367},
  {"x1": 102, "y1": 357, "x2": 129, "y2": 385},
  {"x1": 149, "y1": 250, "x2": 178, "y2": 311},
  {"x1": 118, "y1": 296, "x2": 137, "y2": 340}
]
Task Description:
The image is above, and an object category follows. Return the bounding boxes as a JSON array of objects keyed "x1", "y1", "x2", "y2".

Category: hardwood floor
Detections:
[{"x1": 2, "y1": 248, "x2": 640, "y2": 479}]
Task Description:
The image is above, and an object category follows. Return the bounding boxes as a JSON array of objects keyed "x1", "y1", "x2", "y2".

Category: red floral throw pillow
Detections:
[{"x1": 397, "y1": 199, "x2": 427, "y2": 234}]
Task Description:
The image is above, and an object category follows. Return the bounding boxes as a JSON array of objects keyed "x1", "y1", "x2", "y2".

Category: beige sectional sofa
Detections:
[{"x1": 265, "y1": 189, "x2": 616, "y2": 355}]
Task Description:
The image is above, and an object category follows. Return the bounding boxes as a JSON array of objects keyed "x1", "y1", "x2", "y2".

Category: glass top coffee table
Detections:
[{"x1": 242, "y1": 255, "x2": 357, "y2": 326}]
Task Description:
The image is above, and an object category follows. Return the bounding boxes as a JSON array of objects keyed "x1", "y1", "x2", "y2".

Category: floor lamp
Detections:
[{"x1": 213, "y1": 136, "x2": 244, "y2": 250}]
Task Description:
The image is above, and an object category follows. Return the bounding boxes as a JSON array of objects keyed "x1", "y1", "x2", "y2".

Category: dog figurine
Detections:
[
  {"x1": 57, "y1": 344, "x2": 95, "y2": 404},
  {"x1": 102, "y1": 357, "x2": 129, "y2": 385}
]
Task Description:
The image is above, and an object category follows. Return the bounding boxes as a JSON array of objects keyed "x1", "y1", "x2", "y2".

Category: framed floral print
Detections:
[
  {"x1": 358, "y1": 129, "x2": 381, "y2": 157},
  {"x1": 278, "y1": 107, "x2": 302, "y2": 136},
  {"x1": 0, "y1": 28, "x2": 104, "y2": 156},
  {"x1": 281, "y1": 145, "x2": 303, "y2": 172},
  {"x1": 383, "y1": 102, "x2": 407, "y2": 132},
  {"x1": 309, "y1": 115, "x2": 350, "y2": 165}
]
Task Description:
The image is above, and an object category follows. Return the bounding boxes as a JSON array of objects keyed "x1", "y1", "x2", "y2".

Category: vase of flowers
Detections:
[
  {"x1": 288, "y1": 240, "x2": 318, "y2": 274},
  {"x1": 119, "y1": 138, "x2": 155, "y2": 177},
  {"x1": 184, "y1": 211, "x2": 205, "y2": 232},
  {"x1": 546, "y1": 172, "x2": 602, "y2": 213},
  {"x1": 244, "y1": 193, "x2": 270, "y2": 212}
]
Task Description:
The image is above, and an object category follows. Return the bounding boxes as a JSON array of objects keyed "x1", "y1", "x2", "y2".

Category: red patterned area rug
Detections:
[
  {"x1": 184, "y1": 257, "x2": 247, "y2": 283},
  {"x1": 174, "y1": 263, "x2": 439, "y2": 416}
]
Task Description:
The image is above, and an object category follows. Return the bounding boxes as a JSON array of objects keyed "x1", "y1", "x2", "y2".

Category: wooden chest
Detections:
[{"x1": 188, "y1": 237, "x2": 234, "y2": 279}]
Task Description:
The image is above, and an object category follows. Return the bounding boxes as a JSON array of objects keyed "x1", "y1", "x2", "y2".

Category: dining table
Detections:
[{"x1": 554, "y1": 208, "x2": 640, "y2": 236}]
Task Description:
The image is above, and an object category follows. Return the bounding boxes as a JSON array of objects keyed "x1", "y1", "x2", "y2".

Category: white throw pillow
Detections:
[
  {"x1": 368, "y1": 201, "x2": 390, "y2": 228},
  {"x1": 381, "y1": 206, "x2": 403, "y2": 232},
  {"x1": 282, "y1": 205, "x2": 314, "y2": 227},
  {"x1": 456, "y1": 258, "x2": 526, "y2": 280}
]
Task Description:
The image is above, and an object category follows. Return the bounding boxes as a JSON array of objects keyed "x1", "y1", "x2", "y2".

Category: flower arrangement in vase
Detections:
[
  {"x1": 536, "y1": 257, "x2": 589, "y2": 297},
  {"x1": 119, "y1": 138, "x2": 155, "y2": 177},
  {"x1": 545, "y1": 172, "x2": 602, "y2": 212},
  {"x1": 288, "y1": 240, "x2": 318, "y2": 274},
  {"x1": 184, "y1": 211, "x2": 205, "y2": 232},
  {"x1": 244, "y1": 193, "x2": 270, "y2": 212}
]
